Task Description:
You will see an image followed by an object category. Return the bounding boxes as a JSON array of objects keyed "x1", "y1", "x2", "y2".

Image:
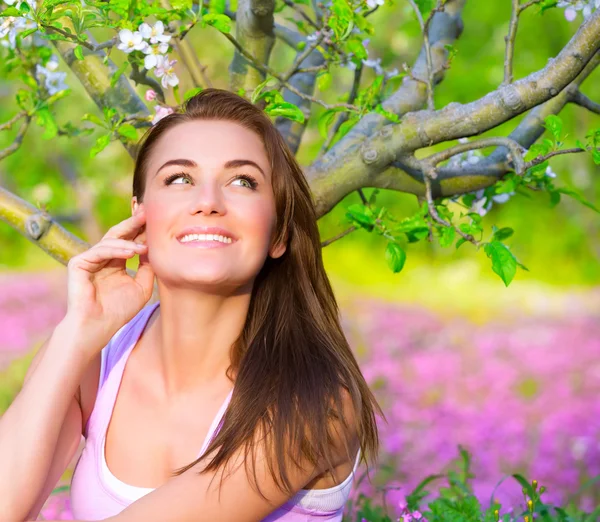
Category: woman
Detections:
[{"x1": 0, "y1": 89, "x2": 383, "y2": 522}]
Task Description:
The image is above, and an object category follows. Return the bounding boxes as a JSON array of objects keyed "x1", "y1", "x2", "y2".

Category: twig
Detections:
[
  {"x1": 0, "y1": 116, "x2": 30, "y2": 161},
  {"x1": 503, "y1": 0, "x2": 520, "y2": 85},
  {"x1": 41, "y1": 23, "x2": 117, "y2": 52},
  {"x1": 518, "y1": 0, "x2": 544, "y2": 13},
  {"x1": 569, "y1": 89, "x2": 600, "y2": 114},
  {"x1": 425, "y1": 137, "x2": 526, "y2": 176},
  {"x1": 407, "y1": 0, "x2": 442, "y2": 110},
  {"x1": 129, "y1": 63, "x2": 166, "y2": 102},
  {"x1": 222, "y1": 32, "x2": 360, "y2": 111},
  {"x1": 280, "y1": 31, "x2": 326, "y2": 83},
  {"x1": 0, "y1": 111, "x2": 27, "y2": 132},
  {"x1": 295, "y1": 64, "x2": 328, "y2": 74},
  {"x1": 283, "y1": 0, "x2": 319, "y2": 30},
  {"x1": 320, "y1": 225, "x2": 358, "y2": 247},
  {"x1": 319, "y1": 63, "x2": 363, "y2": 155},
  {"x1": 421, "y1": 162, "x2": 480, "y2": 245},
  {"x1": 525, "y1": 147, "x2": 586, "y2": 168}
]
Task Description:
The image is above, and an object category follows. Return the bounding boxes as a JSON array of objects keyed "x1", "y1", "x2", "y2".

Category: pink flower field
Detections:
[{"x1": 1, "y1": 272, "x2": 598, "y2": 520}]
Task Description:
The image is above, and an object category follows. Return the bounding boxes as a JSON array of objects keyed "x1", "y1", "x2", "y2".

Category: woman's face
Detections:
[{"x1": 132, "y1": 119, "x2": 286, "y2": 292}]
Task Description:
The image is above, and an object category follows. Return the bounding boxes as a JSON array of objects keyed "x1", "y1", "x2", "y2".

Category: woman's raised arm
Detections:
[{"x1": 0, "y1": 210, "x2": 154, "y2": 521}]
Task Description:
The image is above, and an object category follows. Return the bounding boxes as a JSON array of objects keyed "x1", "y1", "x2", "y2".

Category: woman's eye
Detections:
[
  {"x1": 165, "y1": 174, "x2": 191, "y2": 185},
  {"x1": 232, "y1": 175, "x2": 258, "y2": 190}
]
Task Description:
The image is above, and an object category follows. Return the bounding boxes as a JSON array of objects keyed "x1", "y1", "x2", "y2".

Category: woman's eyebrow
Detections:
[{"x1": 154, "y1": 158, "x2": 267, "y2": 179}]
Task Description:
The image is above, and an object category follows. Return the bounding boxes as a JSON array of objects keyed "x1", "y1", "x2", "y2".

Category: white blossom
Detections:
[
  {"x1": 117, "y1": 29, "x2": 146, "y2": 53},
  {"x1": 151, "y1": 105, "x2": 174, "y2": 125},
  {"x1": 0, "y1": 15, "x2": 36, "y2": 49},
  {"x1": 492, "y1": 192, "x2": 514, "y2": 204},
  {"x1": 545, "y1": 165, "x2": 557, "y2": 178},
  {"x1": 472, "y1": 197, "x2": 490, "y2": 217},
  {"x1": 154, "y1": 55, "x2": 179, "y2": 88},
  {"x1": 143, "y1": 42, "x2": 169, "y2": 70},
  {"x1": 35, "y1": 63, "x2": 68, "y2": 95},
  {"x1": 366, "y1": 0, "x2": 384, "y2": 8},
  {"x1": 558, "y1": 0, "x2": 599, "y2": 21},
  {"x1": 363, "y1": 57, "x2": 383, "y2": 75},
  {"x1": 138, "y1": 21, "x2": 171, "y2": 44}
]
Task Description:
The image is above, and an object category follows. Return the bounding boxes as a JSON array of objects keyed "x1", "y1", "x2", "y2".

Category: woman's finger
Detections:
[
  {"x1": 69, "y1": 246, "x2": 139, "y2": 271},
  {"x1": 98, "y1": 238, "x2": 148, "y2": 251},
  {"x1": 103, "y1": 210, "x2": 146, "y2": 241}
]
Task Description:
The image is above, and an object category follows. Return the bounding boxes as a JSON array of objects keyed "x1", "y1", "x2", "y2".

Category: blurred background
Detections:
[{"x1": 1, "y1": 0, "x2": 599, "y2": 519}]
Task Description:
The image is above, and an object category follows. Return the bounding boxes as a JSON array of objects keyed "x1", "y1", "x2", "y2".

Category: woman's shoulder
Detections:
[{"x1": 79, "y1": 301, "x2": 158, "y2": 437}]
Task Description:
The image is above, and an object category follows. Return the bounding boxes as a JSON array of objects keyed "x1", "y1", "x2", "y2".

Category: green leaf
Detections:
[
  {"x1": 316, "y1": 71, "x2": 332, "y2": 92},
  {"x1": 265, "y1": 102, "x2": 305, "y2": 123},
  {"x1": 438, "y1": 225, "x2": 455, "y2": 247},
  {"x1": 184, "y1": 87, "x2": 203, "y2": 101},
  {"x1": 46, "y1": 88, "x2": 70, "y2": 106},
  {"x1": 0, "y1": 6, "x2": 21, "y2": 16},
  {"x1": 346, "y1": 204, "x2": 375, "y2": 231},
  {"x1": 346, "y1": 37, "x2": 367, "y2": 61},
  {"x1": 18, "y1": 27, "x2": 38, "y2": 40},
  {"x1": 74, "y1": 44, "x2": 84, "y2": 60},
  {"x1": 35, "y1": 107, "x2": 58, "y2": 139},
  {"x1": 544, "y1": 114, "x2": 563, "y2": 141},
  {"x1": 548, "y1": 189, "x2": 561, "y2": 207},
  {"x1": 415, "y1": 0, "x2": 435, "y2": 15},
  {"x1": 556, "y1": 187, "x2": 600, "y2": 214},
  {"x1": 15, "y1": 89, "x2": 33, "y2": 111},
  {"x1": 317, "y1": 108, "x2": 344, "y2": 139},
  {"x1": 492, "y1": 227, "x2": 514, "y2": 241},
  {"x1": 82, "y1": 112, "x2": 107, "y2": 128},
  {"x1": 203, "y1": 13, "x2": 232, "y2": 33},
  {"x1": 385, "y1": 242, "x2": 406, "y2": 273},
  {"x1": 20, "y1": 73, "x2": 38, "y2": 90},
  {"x1": 484, "y1": 240, "x2": 517, "y2": 287},
  {"x1": 117, "y1": 123, "x2": 138, "y2": 141},
  {"x1": 455, "y1": 237, "x2": 467, "y2": 250},
  {"x1": 110, "y1": 60, "x2": 129, "y2": 88},
  {"x1": 171, "y1": 0, "x2": 193, "y2": 8},
  {"x1": 374, "y1": 104, "x2": 401, "y2": 123},
  {"x1": 250, "y1": 76, "x2": 278, "y2": 104},
  {"x1": 90, "y1": 133, "x2": 111, "y2": 157}
]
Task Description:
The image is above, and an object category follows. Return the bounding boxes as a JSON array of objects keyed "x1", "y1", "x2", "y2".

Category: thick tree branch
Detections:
[
  {"x1": 229, "y1": 0, "x2": 276, "y2": 94},
  {"x1": 306, "y1": 11, "x2": 600, "y2": 217},
  {"x1": 313, "y1": 0, "x2": 466, "y2": 173},
  {"x1": 50, "y1": 25, "x2": 150, "y2": 158},
  {"x1": 0, "y1": 186, "x2": 88, "y2": 264}
]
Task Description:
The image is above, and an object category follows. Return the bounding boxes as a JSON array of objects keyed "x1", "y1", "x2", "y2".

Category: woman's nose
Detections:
[{"x1": 188, "y1": 182, "x2": 227, "y2": 216}]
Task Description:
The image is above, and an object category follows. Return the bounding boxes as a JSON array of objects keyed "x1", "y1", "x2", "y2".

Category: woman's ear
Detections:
[
  {"x1": 131, "y1": 197, "x2": 140, "y2": 216},
  {"x1": 269, "y1": 234, "x2": 288, "y2": 259}
]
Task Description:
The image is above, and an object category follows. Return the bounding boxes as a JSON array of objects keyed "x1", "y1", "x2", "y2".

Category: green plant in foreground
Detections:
[{"x1": 347, "y1": 447, "x2": 600, "y2": 522}]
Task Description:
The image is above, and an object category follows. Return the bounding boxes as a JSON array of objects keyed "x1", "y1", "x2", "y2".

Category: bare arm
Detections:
[{"x1": 0, "y1": 317, "x2": 98, "y2": 522}]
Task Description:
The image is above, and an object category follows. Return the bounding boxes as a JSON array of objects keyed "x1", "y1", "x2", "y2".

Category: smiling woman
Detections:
[{"x1": 0, "y1": 89, "x2": 383, "y2": 522}]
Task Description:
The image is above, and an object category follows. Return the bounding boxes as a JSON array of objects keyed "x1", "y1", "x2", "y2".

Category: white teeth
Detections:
[{"x1": 179, "y1": 233, "x2": 233, "y2": 244}]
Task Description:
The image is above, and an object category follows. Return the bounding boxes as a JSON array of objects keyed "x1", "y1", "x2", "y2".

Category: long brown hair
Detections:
[{"x1": 132, "y1": 88, "x2": 384, "y2": 503}]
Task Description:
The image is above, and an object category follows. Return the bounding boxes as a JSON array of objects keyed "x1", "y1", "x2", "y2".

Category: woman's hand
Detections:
[{"x1": 64, "y1": 208, "x2": 155, "y2": 353}]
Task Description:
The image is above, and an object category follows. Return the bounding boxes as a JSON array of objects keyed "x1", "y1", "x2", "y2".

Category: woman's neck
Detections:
[{"x1": 146, "y1": 286, "x2": 250, "y2": 398}]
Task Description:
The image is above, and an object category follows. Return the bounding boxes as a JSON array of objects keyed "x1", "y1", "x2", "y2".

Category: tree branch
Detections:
[
  {"x1": 51, "y1": 24, "x2": 150, "y2": 159},
  {"x1": 0, "y1": 186, "x2": 88, "y2": 265},
  {"x1": 569, "y1": 88, "x2": 600, "y2": 114},
  {"x1": 312, "y1": 0, "x2": 466, "y2": 174},
  {"x1": 503, "y1": 0, "x2": 520, "y2": 85},
  {"x1": 306, "y1": 11, "x2": 600, "y2": 217},
  {"x1": 229, "y1": 0, "x2": 276, "y2": 94},
  {"x1": 0, "y1": 116, "x2": 30, "y2": 161}
]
